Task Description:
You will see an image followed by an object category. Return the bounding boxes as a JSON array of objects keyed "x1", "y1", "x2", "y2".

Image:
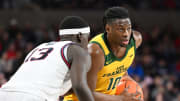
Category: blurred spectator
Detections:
[
  {"x1": 150, "y1": 75, "x2": 164, "y2": 101},
  {"x1": 36, "y1": 24, "x2": 55, "y2": 43},
  {"x1": 155, "y1": 86, "x2": 165, "y2": 101},
  {"x1": 141, "y1": 76, "x2": 153, "y2": 101},
  {"x1": 5, "y1": 42, "x2": 16, "y2": 60},
  {"x1": 163, "y1": 81, "x2": 176, "y2": 101},
  {"x1": 0, "y1": 72, "x2": 7, "y2": 87},
  {"x1": 148, "y1": 25, "x2": 161, "y2": 47},
  {"x1": 141, "y1": 48, "x2": 156, "y2": 76},
  {"x1": 11, "y1": 50, "x2": 24, "y2": 76},
  {"x1": 23, "y1": 42, "x2": 34, "y2": 56},
  {"x1": 1, "y1": 32, "x2": 10, "y2": 53},
  {"x1": 0, "y1": 27, "x2": 5, "y2": 55},
  {"x1": 175, "y1": 93, "x2": 180, "y2": 101},
  {"x1": 7, "y1": 18, "x2": 20, "y2": 40},
  {"x1": 175, "y1": 58, "x2": 180, "y2": 78},
  {"x1": 0, "y1": 52, "x2": 13, "y2": 79},
  {"x1": 174, "y1": 34, "x2": 180, "y2": 57},
  {"x1": 22, "y1": 22, "x2": 37, "y2": 44},
  {"x1": 14, "y1": 32, "x2": 26, "y2": 50}
]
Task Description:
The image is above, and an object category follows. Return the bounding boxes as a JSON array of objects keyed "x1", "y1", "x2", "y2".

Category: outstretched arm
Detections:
[{"x1": 68, "y1": 44, "x2": 94, "y2": 101}]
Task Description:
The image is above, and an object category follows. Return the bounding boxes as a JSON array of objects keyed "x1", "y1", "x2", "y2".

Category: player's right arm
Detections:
[
  {"x1": 67, "y1": 44, "x2": 94, "y2": 101},
  {"x1": 87, "y1": 43, "x2": 142, "y2": 101}
]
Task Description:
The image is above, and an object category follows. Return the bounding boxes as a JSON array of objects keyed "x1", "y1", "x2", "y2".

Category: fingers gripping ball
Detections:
[{"x1": 115, "y1": 80, "x2": 144, "y2": 100}]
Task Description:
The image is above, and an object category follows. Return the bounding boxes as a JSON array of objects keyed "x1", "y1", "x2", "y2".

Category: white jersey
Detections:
[{"x1": 1, "y1": 41, "x2": 74, "y2": 101}]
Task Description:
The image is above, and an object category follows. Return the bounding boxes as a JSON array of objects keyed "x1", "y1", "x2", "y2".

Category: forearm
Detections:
[
  {"x1": 93, "y1": 92, "x2": 122, "y2": 101},
  {"x1": 73, "y1": 84, "x2": 94, "y2": 101}
]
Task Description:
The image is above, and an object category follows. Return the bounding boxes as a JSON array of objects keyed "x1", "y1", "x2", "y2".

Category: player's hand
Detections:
[
  {"x1": 121, "y1": 75, "x2": 133, "y2": 81},
  {"x1": 119, "y1": 86, "x2": 143, "y2": 101}
]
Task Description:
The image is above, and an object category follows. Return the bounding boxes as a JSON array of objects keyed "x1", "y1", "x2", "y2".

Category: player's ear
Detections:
[
  {"x1": 77, "y1": 33, "x2": 82, "y2": 42},
  {"x1": 105, "y1": 24, "x2": 111, "y2": 33}
]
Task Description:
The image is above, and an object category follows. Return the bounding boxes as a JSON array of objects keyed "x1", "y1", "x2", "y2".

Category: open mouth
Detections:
[{"x1": 122, "y1": 40, "x2": 129, "y2": 45}]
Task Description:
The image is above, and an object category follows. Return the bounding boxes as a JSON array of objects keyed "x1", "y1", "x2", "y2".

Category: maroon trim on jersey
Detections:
[
  {"x1": 61, "y1": 42, "x2": 80, "y2": 69},
  {"x1": 61, "y1": 44, "x2": 71, "y2": 69}
]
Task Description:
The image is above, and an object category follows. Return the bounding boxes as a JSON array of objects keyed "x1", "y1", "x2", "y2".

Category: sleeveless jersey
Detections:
[
  {"x1": 63, "y1": 33, "x2": 136, "y2": 101},
  {"x1": 1, "y1": 41, "x2": 73, "y2": 101}
]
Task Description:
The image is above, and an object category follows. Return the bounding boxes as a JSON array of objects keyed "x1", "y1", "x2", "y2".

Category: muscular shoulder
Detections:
[
  {"x1": 88, "y1": 43, "x2": 104, "y2": 58},
  {"x1": 70, "y1": 44, "x2": 89, "y2": 56},
  {"x1": 88, "y1": 43, "x2": 104, "y2": 70},
  {"x1": 68, "y1": 45, "x2": 90, "y2": 63},
  {"x1": 132, "y1": 30, "x2": 142, "y2": 48}
]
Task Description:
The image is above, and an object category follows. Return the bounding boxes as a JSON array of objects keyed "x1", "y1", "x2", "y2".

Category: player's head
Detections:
[
  {"x1": 59, "y1": 16, "x2": 90, "y2": 48},
  {"x1": 103, "y1": 7, "x2": 132, "y2": 47}
]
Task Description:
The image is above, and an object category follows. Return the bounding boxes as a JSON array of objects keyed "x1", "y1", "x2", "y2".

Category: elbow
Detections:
[
  {"x1": 72, "y1": 79, "x2": 90, "y2": 94},
  {"x1": 72, "y1": 81, "x2": 86, "y2": 93},
  {"x1": 74, "y1": 81, "x2": 88, "y2": 88},
  {"x1": 73, "y1": 85, "x2": 84, "y2": 93},
  {"x1": 72, "y1": 84, "x2": 88, "y2": 98}
]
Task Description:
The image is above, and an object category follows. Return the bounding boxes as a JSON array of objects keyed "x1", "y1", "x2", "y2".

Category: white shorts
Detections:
[{"x1": 0, "y1": 90, "x2": 47, "y2": 101}]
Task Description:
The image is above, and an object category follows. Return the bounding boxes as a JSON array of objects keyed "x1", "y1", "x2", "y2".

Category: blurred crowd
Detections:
[
  {"x1": 0, "y1": 0, "x2": 180, "y2": 10},
  {"x1": 128, "y1": 24, "x2": 180, "y2": 101},
  {"x1": 0, "y1": 15, "x2": 180, "y2": 101},
  {"x1": 0, "y1": 18, "x2": 57, "y2": 86}
]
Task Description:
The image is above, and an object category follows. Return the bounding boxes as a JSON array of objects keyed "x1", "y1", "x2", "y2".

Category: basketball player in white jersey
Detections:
[{"x1": 0, "y1": 16, "x2": 94, "y2": 101}]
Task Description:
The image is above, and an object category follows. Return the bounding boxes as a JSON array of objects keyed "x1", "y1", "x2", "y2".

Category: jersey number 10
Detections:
[{"x1": 107, "y1": 77, "x2": 121, "y2": 90}]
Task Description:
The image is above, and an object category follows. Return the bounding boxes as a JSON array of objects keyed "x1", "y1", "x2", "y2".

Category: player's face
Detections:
[{"x1": 108, "y1": 18, "x2": 132, "y2": 47}]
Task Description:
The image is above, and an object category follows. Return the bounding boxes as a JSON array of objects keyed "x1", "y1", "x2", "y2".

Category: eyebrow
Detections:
[{"x1": 116, "y1": 24, "x2": 131, "y2": 27}]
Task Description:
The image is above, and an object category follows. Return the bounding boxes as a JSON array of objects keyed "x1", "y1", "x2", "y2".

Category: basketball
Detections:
[{"x1": 115, "y1": 79, "x2": 144, "y2": 100}]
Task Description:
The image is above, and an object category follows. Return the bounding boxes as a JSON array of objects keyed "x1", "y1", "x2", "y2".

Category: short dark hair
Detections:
[
  {"x1": 60, "y1": 16, "x2": 88, "y2": 29},
  {"x1": 103, "y1": 7, "x2": 129, "y2": 26}
]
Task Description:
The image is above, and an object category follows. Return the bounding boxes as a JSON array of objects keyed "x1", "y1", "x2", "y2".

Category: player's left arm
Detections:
[
  {"x1": 68, "y1": 45, "x2": 94, "y2": 101},
  {"x1": 132, "y1": 30, "x2": 142, "y2": 49}
]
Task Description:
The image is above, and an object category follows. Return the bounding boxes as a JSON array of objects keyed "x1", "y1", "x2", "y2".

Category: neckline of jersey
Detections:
[{"x1": 102, "y1": 32, "x2": 130, "y2": 61}]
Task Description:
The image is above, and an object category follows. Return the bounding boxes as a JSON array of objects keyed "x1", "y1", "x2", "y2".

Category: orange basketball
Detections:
[{"x1": 115, "y1": 80, "x2": 144, "y2": 100}]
